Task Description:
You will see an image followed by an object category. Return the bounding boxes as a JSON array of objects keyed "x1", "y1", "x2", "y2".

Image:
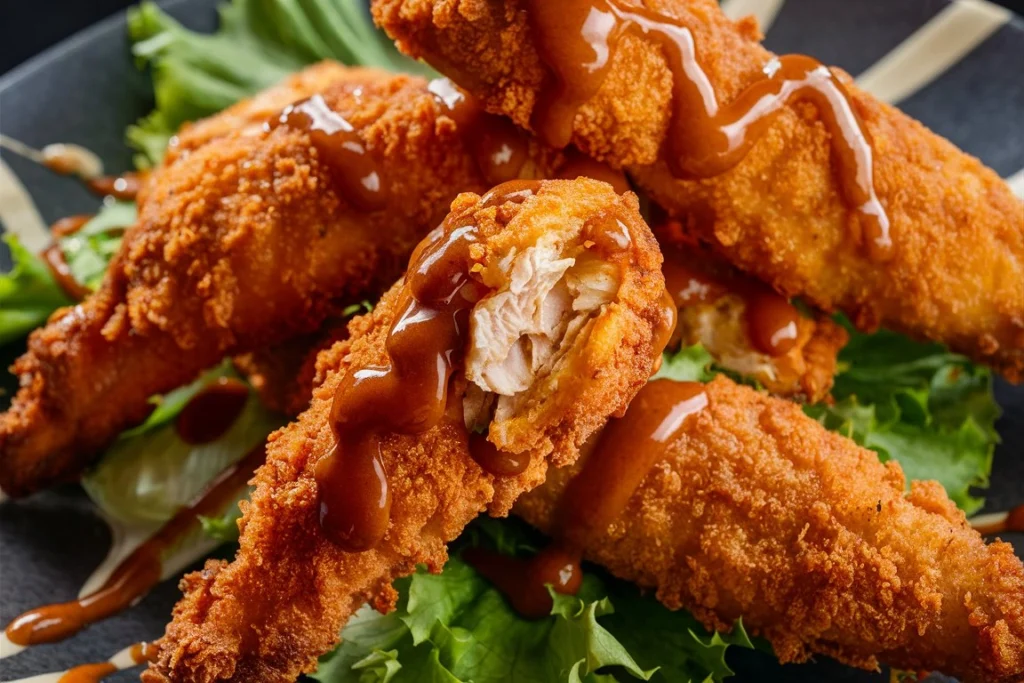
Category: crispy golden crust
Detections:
[
  {"x1": 373, "y1": 0, "x2": 1024, "y2": 380},
  {"x1": 515, "y1": 375, "x2": 1024, "y2": 683},
  {"x1": 0, "y1": 67, "x2": 495, "y2": 496},
  {"x1": 231, "y1": 319, "x2": 350, "y2": 417},
  {"x1": 143, "y1": 179, "x2": 669, "y2": 682}
]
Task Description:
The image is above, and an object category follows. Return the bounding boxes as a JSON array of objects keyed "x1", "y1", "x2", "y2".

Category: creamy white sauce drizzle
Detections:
[
  {"x1": 0, "y1": 135, "x2": 104, "y2": 180},
  {"x1": 970, "y1": 510, "x2": 1009, "y2": 531},
  {"x1": 0, "y1": 631, "x2": 27, "y2": 660},
  {"x1": 719, "y1": 0, "x2": 787, "y2": 33},
  {"x1": 0, "y1": 158, "x2": 50, "y2": 254},
  {"x1": 78, "y1": 513, "x2": 158, "y2": 598},
  {"x1": 855, "y1": 0, "x2": 1011, "y2": 105},
  {"x1": 1005, "y1": 168, "x2": 1024, "y2": 199},
  {"x1": 3, "y1": 643, "x2": 145, "y2": 683}
]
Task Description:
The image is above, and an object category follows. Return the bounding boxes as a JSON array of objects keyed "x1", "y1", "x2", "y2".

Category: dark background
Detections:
[{"x1": 2, "y1": 0, "x2": 1024, "y2": 75}]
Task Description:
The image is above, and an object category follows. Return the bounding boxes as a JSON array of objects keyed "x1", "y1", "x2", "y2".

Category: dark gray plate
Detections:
[{"x1": 0, "y1": 0, "x2": 1021, "y2": 681}]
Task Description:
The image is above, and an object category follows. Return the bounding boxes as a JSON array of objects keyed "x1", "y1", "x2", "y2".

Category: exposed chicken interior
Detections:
[{"x1": 465, "y1": 231, "x2": 622, "y2": 432}]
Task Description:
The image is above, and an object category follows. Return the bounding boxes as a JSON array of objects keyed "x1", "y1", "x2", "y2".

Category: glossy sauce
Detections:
[
  {"x1": 40, "y1": 143, "x2": 104, "y2": 180},
  {"x1": 276, "y1": 94, "x2": 387, "y2": 211},
  {"x1": 468, "y1": 379, "x2": 707, "y2": 617},
  {"x1": 523, "y1": 0, "x2": 891, "y2": 258},
  {"x1": 50, "y1": 215, "x2": 93, "y2": 238},
  {"x1": 46, "y1": 641, "x2": 156, "y2": 683},
  {"x1": 315, "y1": 184, "x2": 543, "y2": 551},
  {"x1": 176, "y1": 377, "x2": 250, "y2": 445},
  {"x1": 42, "y1": 244, "x2": 92, "y2": 301},
  {"x1": 87, "y1": 172, "x2": 145, "y2": 201},
  {"x1": 57, "y1": 662, "x2": 117, "y2": 683},
  {"x1": 3, "y1": 447, "x2": 266, "y2": 647},
  {"x1": 468, "y1": 433, "x2": 530, "y2": 477},
  {"x1": 661, "y1": 244, "x2": 800, "y2": 357},
  {"x1": 40, "y1": 215, "x2": 94, "y2": 302},
  {"x1": 429, "y1": 78, "x2": 530, "y2": 186}
]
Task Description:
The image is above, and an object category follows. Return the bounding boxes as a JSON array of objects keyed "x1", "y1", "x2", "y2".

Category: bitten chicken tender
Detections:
[
  {"x1": 0, "y1": 64, "x2": 563, "y2": 496},
  {"x1": 373, "y1": 0, "x2": 1024, "y2": 380},
  {"x1": 143, "y1": 179, "x2": 670, "y2": 682},
  {"x1": 515, "y1": 375, "x2": 1024, "y2": 683}
]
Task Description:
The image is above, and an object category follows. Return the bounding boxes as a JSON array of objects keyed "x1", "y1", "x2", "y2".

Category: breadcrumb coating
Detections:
[
  {"x1": 516, "y1": 375, "x2": 1024, "y2": 683},
  {"x1": 143, "y1": 179, "x2": 669, "y2": 682},
  {"x1": 0, "y1": 65, "x2": 523, "y2": 495},
  {"x1": 373, "y1": 0, "x2": 1024, "y2": 380}
]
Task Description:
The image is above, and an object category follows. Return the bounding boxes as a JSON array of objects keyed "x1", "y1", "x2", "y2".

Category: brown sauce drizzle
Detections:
[
  {"x1": 523, "y1": 0, "x2": 891, "y2": 258},
  {"x1": 51, "y1": 214, "x2": 93, "y2": 237},
  {"x1": 468, "y1": 433, "x2": 530, "y2": 477},
  {"x1": 87, "y1": 172, "x2": 145, "y2": 201},
  {"x1": 315, "y1": 184, "x2": 535, "y2": 551},
  {"x1": 4, "y1": 447, "x2": 266, "y2": 647},
  {"x1": 57, "y1": 662, "x2": 117, "y2": 683},
  {"x1": 661, "y1": 242, "x2": 800, "y2": 357},
  {"x1": 39, "y1": 144, "x2": 103, "y2": 180},
  {"x1": 467, "y1": 379, "x2": 707, "y2": 617},
  {"x1": 429, "y1": 78, "x2": 530, "y2": 186},
  {"x1": 175, "y1": 377, "x2": 250, "y2": 445},
  {"x1": 54, "y1": 641, "x2": 156, "y2": 683},
  {"x1": 41, "y1": 215, "x2": 94, "y2": 301},
  {"x1": 42, "y1": 244, "x2": 91, "y2": 302},
  {"x1": 275, "y1": 94, "x2": 387, "y2": 212}
]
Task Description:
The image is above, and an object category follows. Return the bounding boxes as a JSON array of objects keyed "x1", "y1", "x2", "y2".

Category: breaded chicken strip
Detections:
[
  {"x1": 657, "y1": 219, "x2": 846, "y2": 401},
  {"x1": 0, "y1": 65, "x2": 560, "y2": 496},
  {"x1": 515, "y1": 375, "x2": 1024, "y2": 683},
  {"x1": 373, "y1": 0, "x2": 1024, "y2": 380},
  {"x1": 143, "y1": 179, "x2": 670, "y2": 682}
]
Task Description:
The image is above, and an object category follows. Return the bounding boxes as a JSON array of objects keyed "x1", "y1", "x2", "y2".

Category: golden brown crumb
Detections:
[
  {"x1": 373, "y1": 0, "x2": 1024, "y2": 381},
  {"x1": 0, "y1": 65, "x2": 527, "y2": 495},
  {"x1": 143, "y1": 179, "x2": 669, "y2": 682},
  {"x1": 516, "y1": 375, "x2": 1024, "y2": 683}
]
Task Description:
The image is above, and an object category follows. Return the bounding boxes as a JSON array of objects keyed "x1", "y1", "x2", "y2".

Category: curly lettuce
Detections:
[
  {"x1": 805, "y1": 325, "x2": 999, "y2": 514},
  {"x1": 0, "y1": 235, "x2": 71, "y2": 344},
  {"x1": 314, "y1": 518, "x2": 754, "y2": 683},
  {"x1": 126, "y1": 0, "x2": 434, "y2": 166}
]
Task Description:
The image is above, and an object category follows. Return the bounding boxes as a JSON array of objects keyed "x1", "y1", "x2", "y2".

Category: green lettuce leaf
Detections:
[
  {"x1": 198, "y1": 508, "x2": 244, "y2": 543},
  {"x1": 0, "y1": 235, "x2": 71, "y2": 345},
  {"x1": 651, "y1": 343, "x2": 714, "y2": 383},
  {"x1": 81, "y1": 363, "x2": 284, "y2": 525},
  {"x1": 58, "y1": 200, "x2": 136, "y2": 292},
  {"x1": 0, "y1": 201, "x2": 135, "y2": 348},
  {"x1": 126, "y1": 0, "x2": 435, "y2": 167},
  {"x1": 314, "y1": 518, "x2": 752, "y2": 683},
  {"x1": 805, "y1": 325, "x2": 999, "y2": 514}
]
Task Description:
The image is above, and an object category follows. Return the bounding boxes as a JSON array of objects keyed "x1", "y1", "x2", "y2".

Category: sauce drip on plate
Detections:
[
  {"x1": 4, "y1": 446, "x2": 266, "y2": 647},
  {"x1": 87, "y1": 172, "x2": 145, "y2": 201},
  {"x1": 523, "y1": 0, "x2": 891, "y2": 258}
]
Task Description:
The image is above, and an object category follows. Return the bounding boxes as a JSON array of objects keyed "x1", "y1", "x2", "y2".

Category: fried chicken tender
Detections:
[
  {"x1": 143, "y1": 179, "x2": 670, "y2": 682},
  {"x1": 373, "y1": 0, "x2": 1024, "y2": 380},
  {"x1": 658, "y1": 222, "x2": 847, "y2": 401},
  {"x1": 0, "y1": 65, "x2": 562, "y2": 496},
  {"x1": 515, "y1": 375, "x2": 1024, "y2": 683}
]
